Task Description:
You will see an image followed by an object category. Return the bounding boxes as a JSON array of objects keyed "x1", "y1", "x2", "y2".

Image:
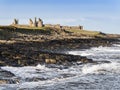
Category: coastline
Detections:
[
  {"x1": 0, "y1": 26, "x2": 120, "y2": 85},
  {"x1": 0, "y1": 26, "x2": 120, "y2": 66},
  {"x1": 0, "y1": 38, "x2": 119, "y2": 66}
]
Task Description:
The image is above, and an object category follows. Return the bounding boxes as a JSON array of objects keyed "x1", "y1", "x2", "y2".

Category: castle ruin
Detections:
[
  {"x1": 38, "y1": 18, "x2": 44, "y2": 27},
  {"x1": 12, "y1": 19, "x2": 19, "y2": 25},
  {"x1": 44, "y1": 24, "x2": 83, "y2": 30},
  {"x1": 29, "y1": 19, "x2": 33, "y2": 27},
  {"x1": 29, "y1": 17, "x2": 43, "y2": 27},
  {"x1": 11, "y1": 18, "x2": 83, "y2": 30}
]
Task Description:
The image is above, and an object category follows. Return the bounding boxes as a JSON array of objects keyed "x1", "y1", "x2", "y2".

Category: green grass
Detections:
[
  {"x1": 0, "y1": 25, "x2": 52, "y2": 35},
  {"x1": 13, "y1": 25, "x2": 48, "y2": 30},
  {"x1": 0, "y1": 25, "x2": 54, "y2": 40},
  {"x1": 66, "y1": 29, "x2": 106, "y2": 37},
  {"x1": 0, "y1": 25, "x2": 106, "y2": 39}
]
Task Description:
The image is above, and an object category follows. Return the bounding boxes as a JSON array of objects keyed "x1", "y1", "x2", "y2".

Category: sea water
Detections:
[{"x1": 0, "y1": 44, "x2": 120, "y2": 90}]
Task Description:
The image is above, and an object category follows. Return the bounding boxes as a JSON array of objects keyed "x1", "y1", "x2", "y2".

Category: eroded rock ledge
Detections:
[
  {"x1": 0, "y1": 38, "x2": 119, "y2": 66},
  {"x1": 0, "y1": 48, "x2": 93, "y2": 66}
]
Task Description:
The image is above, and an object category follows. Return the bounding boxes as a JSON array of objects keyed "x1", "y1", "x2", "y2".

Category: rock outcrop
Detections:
[
  {"x1": 0, "y1": 41, "x2": 95, "y2": 66},
  {"x1": 0, "y1": 38, "x2": 118, "y2": 67}
]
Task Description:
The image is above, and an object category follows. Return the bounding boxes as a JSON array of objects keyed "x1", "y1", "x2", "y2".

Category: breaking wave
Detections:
[{"x1": 82, "y1": 62, "x2": 120, "y2": 74}]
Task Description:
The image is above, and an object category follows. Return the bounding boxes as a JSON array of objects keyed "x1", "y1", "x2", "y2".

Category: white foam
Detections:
[
  {"x1": 113, "y1": 44, "x2": 120, "y2": 47},
  {"x1": 1, "y1": 66, "x2": 36, "y2": 79},
  {"x1": 67, "y1": 46, "x2": 120, "y2": 59},
  {"x1": 1, "y1": 64, "x2": 52, "y2": 79},
  {"x1": 82, "y1": 62, "x2": 120, "y2": 74},
  {"x1": 36, "y1": 64, "x2": 47, "y2": 69},
  {"x1": 1, "y1": 45, "x2": 120, "y2": 89},
  {"x1": 67, "y1": 51, "x2": 94, "y2": 56},
  {"x1": 91, "y1": 46, "x2": 120, "y2": 52}
]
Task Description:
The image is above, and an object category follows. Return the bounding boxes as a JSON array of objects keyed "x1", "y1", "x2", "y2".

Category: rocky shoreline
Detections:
[
  {"x1": 0, "y1": 26, "x2": 120, "y2": 85},
  {"x1": 0, "y1": 38, "x2": 119, "y2": 85},
  {"x1": 0, "y1": 38, "x2": 119, "y2": 67},
  {"x1": 0, "y1": 26, "x2": 120, "y2": 66}
]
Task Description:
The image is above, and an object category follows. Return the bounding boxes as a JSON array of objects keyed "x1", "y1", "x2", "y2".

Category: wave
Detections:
[
  {"x1": 113, "y1": 44, "x2": 120, "y2": 47},
  {"x1": 82, "y1": 62, "x2": 120, "y2": 74},
  {"x1": 91, "y1": 46, "x2": 120, "y2": 52},
  {"x1": 1, "y1": 44, "x2": 120, "y2": 89},
  {"x1": 1, "y1": 64, "x2": 51, "y2": 79},
  {"x1": 0, "y1": 64, "x2": 82, "y2": 89},
  {"x1": 67, "y1": 45, "x2": 120, "y2": 59},
  {"x1": 67, "y1": 51, "x2": 94, "y2": 56}
]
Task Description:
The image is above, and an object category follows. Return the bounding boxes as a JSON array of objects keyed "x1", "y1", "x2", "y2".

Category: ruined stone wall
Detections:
[
  {"x1": 45, "y1": 24, "x2": 83, "y2": 30},
  {"x1": 61, "y1": 26, "x2": 71, "y2": 30},
  {"x1": 67, "y1": 26, "x2": 83, "y2": 30},
  {"x1": 44, "y1": 24, "x2": 55, "y2": 28}
]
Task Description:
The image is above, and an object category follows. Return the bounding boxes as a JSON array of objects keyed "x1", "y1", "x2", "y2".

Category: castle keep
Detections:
[{"x1": 12, "y1": 18, "x2": 83, "y2": 30}]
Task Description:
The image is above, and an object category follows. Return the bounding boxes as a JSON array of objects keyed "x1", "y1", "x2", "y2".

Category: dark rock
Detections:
[
  {"x1": 0, "y1": 69, "x2": 19, "y2": 84},
  {"x1": 0, "y1": 69, "x2": 15, "y2": 78},
  {"x1": 81, "y1": 58, "x2": 93, "y2": 63},
  {"x1": 60, "y1": 74, "x2": 76, "y2": 78},
  {"x1": 0, "y1": 38, "x2": 119, "y2": 66},
  {"x1": 95, "y1": 61, "x2": 111, "y2": 64},
  {"x1": 25, "y1": 77, "x2": 48, "y2": 82}
]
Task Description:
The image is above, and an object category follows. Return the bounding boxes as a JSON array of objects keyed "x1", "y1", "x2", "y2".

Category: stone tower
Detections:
[
  {"x1": 29, "y1": 19, "x2": 33, "y2": 27},
  {"x1": 37, "y1": 18, "x2": 43, "y2": 27},
  {"x1": 79, "y1": 25, "x2": 83, "y2": 30},
  {"x1": 34, "y1": 17, "x2": 38, "y2": 27},
  {"x1": 12, "y1": 19, "x2": 18, "y2": 25}
]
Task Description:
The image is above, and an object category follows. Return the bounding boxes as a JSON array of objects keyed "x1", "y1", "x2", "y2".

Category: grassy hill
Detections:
[{"x1": 0, "y1": 25, "x2": 106, "y2": 40}]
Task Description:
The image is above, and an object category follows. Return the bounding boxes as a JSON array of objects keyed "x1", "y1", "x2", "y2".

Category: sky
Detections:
[{"x1": 0, "y1": 0, "x2": 120, "y2": 33}]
